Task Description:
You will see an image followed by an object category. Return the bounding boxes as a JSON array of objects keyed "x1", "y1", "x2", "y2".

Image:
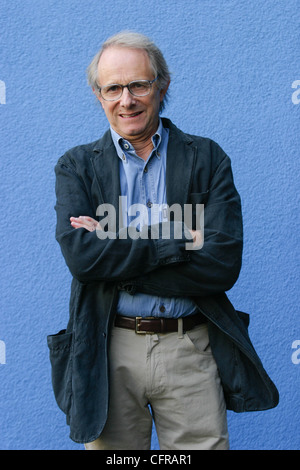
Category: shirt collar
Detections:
[{"x1": 110, "y1": 118, "x2": 164, "y2": 162}]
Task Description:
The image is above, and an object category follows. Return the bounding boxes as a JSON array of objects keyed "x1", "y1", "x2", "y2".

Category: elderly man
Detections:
[{"x1": 48, "y1": 31, "x2": 278, "y2": 450}]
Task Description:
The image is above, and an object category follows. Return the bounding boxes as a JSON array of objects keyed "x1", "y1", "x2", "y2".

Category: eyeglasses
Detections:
[{"x1": 97, "y1": 77, "x2": 158, "y2": 101}]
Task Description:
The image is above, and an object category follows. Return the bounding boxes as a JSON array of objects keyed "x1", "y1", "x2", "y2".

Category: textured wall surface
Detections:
[{"x1": 0, "y1": 0, "x2": 299, "y2": 450}]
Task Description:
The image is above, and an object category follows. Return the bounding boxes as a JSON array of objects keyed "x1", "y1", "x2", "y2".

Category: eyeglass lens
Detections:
[{"x1": 101, "y1": 80, "x2": 152, "y2": 100}]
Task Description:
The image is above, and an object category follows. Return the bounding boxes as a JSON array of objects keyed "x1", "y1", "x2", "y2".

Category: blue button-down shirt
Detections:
[{"x1": 111, "y1": 119, "x2": 198, "y2": 318}]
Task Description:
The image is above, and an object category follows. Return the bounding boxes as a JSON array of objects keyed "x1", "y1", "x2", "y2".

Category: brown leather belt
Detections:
[{"x1": 114, "y1": 312, "x2": 207, "y2": 334}]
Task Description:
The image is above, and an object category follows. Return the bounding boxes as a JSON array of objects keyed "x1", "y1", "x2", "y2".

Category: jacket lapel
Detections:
[
  {"x1": 165, "y1": 121, "x2": 196, "y2": 208},
  {"x1": 90, "y1": 131, "x2": 121, "y2": 230}
]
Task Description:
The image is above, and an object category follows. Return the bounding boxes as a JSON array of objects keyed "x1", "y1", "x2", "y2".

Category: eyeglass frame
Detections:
[{"x1": 96, "y1": 77, "x2": 159, "y2": 101}]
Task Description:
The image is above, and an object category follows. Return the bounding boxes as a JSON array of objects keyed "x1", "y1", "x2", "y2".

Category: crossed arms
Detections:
[{"x1": 55, "y1": 150, "x2": 243, "y2": 297}]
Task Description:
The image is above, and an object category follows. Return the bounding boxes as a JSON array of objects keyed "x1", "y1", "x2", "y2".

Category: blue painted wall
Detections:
[{"x1": 0, "y1": 0, "x2": 299, "y2": 450}]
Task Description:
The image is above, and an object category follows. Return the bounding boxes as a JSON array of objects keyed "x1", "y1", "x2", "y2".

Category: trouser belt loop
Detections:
[
  {"x1": 160, "y1": 318, "x2": 166, "y2": 334},
  {"x1": 177, "y1": 318, "x2": 184, "y2": 339}
]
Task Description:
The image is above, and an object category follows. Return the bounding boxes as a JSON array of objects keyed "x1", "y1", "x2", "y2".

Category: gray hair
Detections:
[{"x1": 86, "y1": 31, "x2": 170, "y2": 112}]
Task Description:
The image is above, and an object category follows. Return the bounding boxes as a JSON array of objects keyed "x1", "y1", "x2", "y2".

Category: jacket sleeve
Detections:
[
  {"x1": 54, "y1": 158, "x2": 189, "y2": 283},
  {"x1": 121, "y1": 153, "x2": 243, "y2": 297}
]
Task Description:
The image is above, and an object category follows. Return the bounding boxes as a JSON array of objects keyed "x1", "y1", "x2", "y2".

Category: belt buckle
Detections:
[{"x1": 135, "y1": 316, "x2": 155, "y2": 335}]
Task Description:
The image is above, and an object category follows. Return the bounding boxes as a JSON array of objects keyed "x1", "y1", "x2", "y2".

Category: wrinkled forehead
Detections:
[{"x1": 97, "y1": 46, "x2": 155, "y2": 85}]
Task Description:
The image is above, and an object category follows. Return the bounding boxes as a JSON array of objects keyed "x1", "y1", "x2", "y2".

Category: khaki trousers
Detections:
[{"x1": 85, "y1": 322, "x2": 229, "y2": 450}]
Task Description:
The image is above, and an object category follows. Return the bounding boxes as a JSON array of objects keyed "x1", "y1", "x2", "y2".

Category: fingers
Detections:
[
  {"x1": 188, "y1": 229, "x2": 203, "y2": 248},
  {"x1": 70, "y1": 216, "x2": 101, "y2": 232}
]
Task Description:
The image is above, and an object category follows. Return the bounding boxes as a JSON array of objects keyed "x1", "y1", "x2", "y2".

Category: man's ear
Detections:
[
  {"x1": 160, "y1": 79, "x2": 170, "y2": 101},
  {"x1": 93, "y1": 87, "x2": 105, "y2": 109}
]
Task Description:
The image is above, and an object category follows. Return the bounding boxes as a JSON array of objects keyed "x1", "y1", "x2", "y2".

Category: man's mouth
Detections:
[{"x1": 119, "y1": 111, "x2": 143, "y2": 119}]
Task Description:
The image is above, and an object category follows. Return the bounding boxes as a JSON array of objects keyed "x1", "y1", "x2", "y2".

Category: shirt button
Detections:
[
  {"x1": 124, "y1": 143, "x2": 129, "y2": 149},
  {"x1": 144, "y1": 167, "x2": 148, "y2": 173},
  {"x1": 159, "y1": 305, "x2": 166, "y2": 313},
  {"x1": 147, "y1": 200, "x2": 153, "y2": 208}
]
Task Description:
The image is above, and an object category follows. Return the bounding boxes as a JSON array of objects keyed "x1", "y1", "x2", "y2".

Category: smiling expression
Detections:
[{"x1": 96, "y1": 47, "x2": 169, "y2": 144}]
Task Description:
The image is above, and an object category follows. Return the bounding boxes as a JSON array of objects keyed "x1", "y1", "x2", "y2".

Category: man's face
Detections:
[{"x1": 96, "y1": 46, "x2": 169, "y2": 142}]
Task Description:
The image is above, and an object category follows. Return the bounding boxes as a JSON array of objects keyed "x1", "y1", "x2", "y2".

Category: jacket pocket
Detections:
[{"x1": 47, "y1": 329, "x2": 73, "y2": 415}]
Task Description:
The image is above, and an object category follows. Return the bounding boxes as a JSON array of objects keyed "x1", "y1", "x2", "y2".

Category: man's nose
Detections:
[{"x1": 119, "y1": 87, "x2": 136, "y2": 107}]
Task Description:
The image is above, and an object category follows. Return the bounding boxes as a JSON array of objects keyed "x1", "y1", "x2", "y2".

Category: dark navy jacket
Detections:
[{"x1": 48, "y1": 118, "x2": 279, "y2": 443}]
